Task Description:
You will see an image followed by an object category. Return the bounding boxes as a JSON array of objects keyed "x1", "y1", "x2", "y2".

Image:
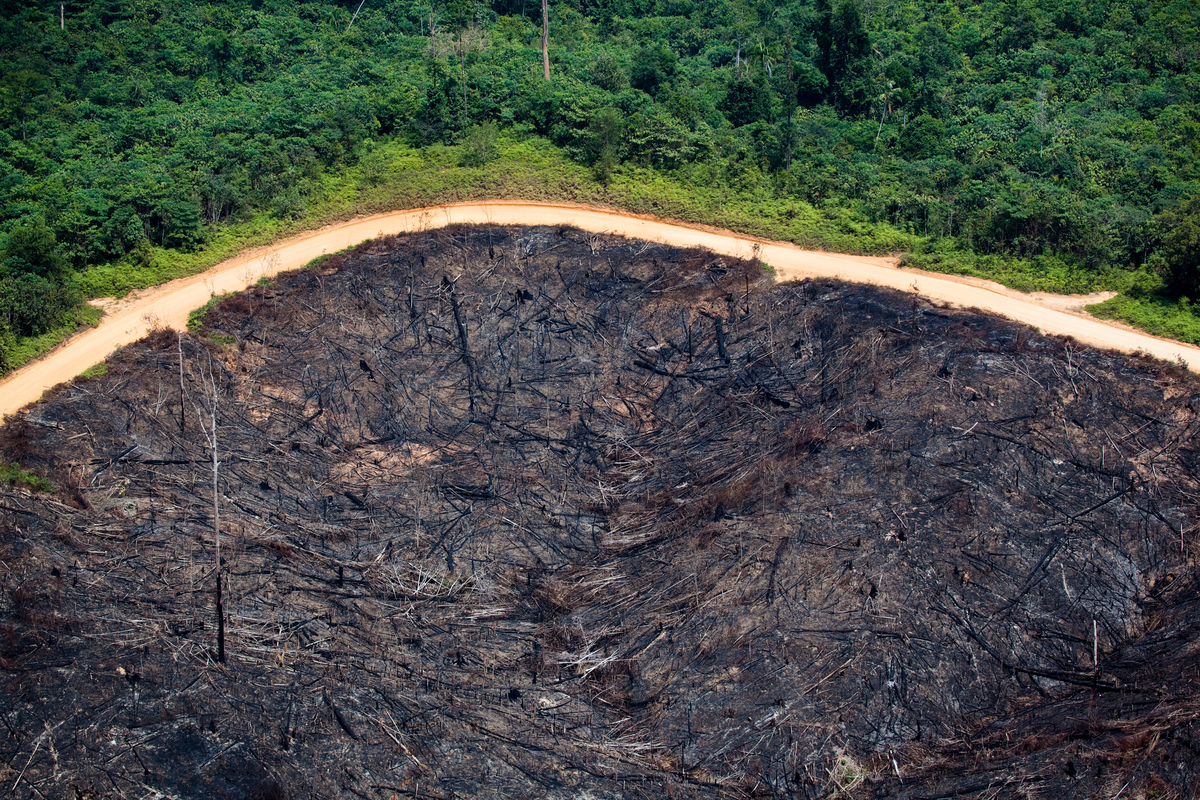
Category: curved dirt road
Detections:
[{"x1": 2, "y1": 200, "x2": 1197, "y2": 419}]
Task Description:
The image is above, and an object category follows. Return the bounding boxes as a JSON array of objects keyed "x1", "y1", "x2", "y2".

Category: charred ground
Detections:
[{"x1": 1, "y1": 225, "x2": 1199, "y2": 799}]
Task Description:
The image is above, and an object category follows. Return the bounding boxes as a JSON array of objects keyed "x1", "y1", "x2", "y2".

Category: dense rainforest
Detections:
[{"x1": 0, "y1": 0, "x2": 1198, "y2": 371}]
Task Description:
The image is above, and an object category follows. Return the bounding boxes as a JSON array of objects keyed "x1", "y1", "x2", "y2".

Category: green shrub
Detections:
[
  {"x1": 0, "y1": 461, "x2": 55, "y2": 493},
  {"x1": 187, "y1": 294, "x2": 228, "y2": 335},
  {"x1": 901, "y1": 239, "x2": 1131, "y2": 294},
  {"x1": 77, "y1": 361, "x2": 108, "y2": 379},
  {"x1": 1089, "y1": 293, "x2": 1200, "y2": 346}
]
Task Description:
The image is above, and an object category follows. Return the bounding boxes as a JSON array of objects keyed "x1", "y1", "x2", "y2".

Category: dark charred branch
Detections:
[{"x1": 1, "y1": 225, "x2": 1197, "y2": 800}]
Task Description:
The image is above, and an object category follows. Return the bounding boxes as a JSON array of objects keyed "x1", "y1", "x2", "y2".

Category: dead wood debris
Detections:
[{"x1": 1, "y1": 225, "x2": 1198, "y2": 799}]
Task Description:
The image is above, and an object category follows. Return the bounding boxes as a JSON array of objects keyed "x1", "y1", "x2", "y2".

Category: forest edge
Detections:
[{"x1": 1, "y1": 199, "x2": 1197, "y2": 422}]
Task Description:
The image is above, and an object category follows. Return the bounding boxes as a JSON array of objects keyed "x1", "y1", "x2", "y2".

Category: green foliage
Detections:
[
  {"x1": 2, "y1": 215, "x2": 66, "y2": 278},
  {"x1": 77, "y1": 361, "x2": 109, "y2": 379},
  {"x1": 901, "y1": 239, "x2": 1134, "y2": 294},
  {"x1": 0, "y1": 0, "x2": 1197, "y2": 358},
  {"x1": 1156, "y1": 196, "x2": 1200, "y2": 298},
  {"x1": 630, "y1": 45, "x2": 676, "y2": 97},
  {"x1": 0, "y1": 461, "x2": 54, "y2": 493},
  {"x1": 186, "y1": 291, "x2": 237, "y2": 346},
  {"x1": 0, "y1": 301, "x2": 101, "y2": 375},
  {"x1": 723, "y1": 75, "x2": 771, "y2": 128},
  {"x1": 0, "y1": 273, "x2": 81, "y2": 337},
  {"x1": 898, "y1": 115, "x2": 946, "y2": 160},
  {"x1": 77, "y1": 304, "x2": 103, "y2": 327},
  {"x1": 589, "y1": 52, "x2": 627, "y2": 93},
  {"x1": 582, "y1": 107, "x2": 624, "y2": 182},
  {"x1": 187, "y1": 294, "x2": 228, "y2": 335},
  {"x1": 459, "y1": 123, "x2": 500, "y2": 168},
  {"x1": 815, "y1": 0, "x2": 873, "y2": 113},
  {"x1": 1090, "y1": 293, "x2": 1200, "y2": 347}
]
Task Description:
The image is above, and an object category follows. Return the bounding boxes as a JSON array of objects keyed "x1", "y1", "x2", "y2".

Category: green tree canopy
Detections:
[
  {"x1": 815, "y1": 0, "x2": 872, "y2": 113},
  {"x1": 2, "y1": 215, "x2": 66, "y2": 279},
  {"x1": 1158, "y1": 197, "x2": 1200, "y2": 298}
]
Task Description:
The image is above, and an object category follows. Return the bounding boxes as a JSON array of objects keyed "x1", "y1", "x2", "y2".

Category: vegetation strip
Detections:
[
  {"x1": 3, "y1": 202, "x2": 1200, "y2": 421},
  {"x1": 2, "y1": 0, "x2": 1198, "y2": 371}
]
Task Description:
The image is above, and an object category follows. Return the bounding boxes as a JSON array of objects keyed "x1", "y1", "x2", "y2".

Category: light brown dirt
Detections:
[{"x1": 2, "y1": 201, "x2": 1196, "y2": 419}]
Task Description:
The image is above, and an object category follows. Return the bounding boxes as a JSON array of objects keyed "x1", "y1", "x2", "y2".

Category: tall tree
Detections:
[
  {"x1": 2, "y1": 215, "x2": 66, "y2": 279},
  {"x1": 542, "y1": 0, "x2": 550, "y2": 80},
  {"x1": 195, "y1": 361, "x2": 226, "y2": 664},
  {"x1": 723, "y1": 74, "x2": 770, "y2": 127},
  {"x1": 815, "y1": 0, "x2": 872, "y2": 113},
  {"x1": 1157, "y1": 197, "x2": 1200, "y2": 298},
  {"x1": 0, "y1": 70, "x2": 48, "y2": 141}
]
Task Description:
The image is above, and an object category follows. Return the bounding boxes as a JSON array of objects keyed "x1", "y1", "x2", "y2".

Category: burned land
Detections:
[{"x1": 1, "y1": 225, "x2": 1199, "y2": 800}]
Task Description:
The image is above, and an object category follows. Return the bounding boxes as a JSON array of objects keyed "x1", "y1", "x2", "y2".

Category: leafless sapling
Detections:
[{"x1": 195, "y1": 360, "x2": 226, "y2": 663}]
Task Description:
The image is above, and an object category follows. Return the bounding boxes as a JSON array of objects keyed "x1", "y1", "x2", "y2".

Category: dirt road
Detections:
[{"x1": 2, "y1": 200, "x2": 1196, "y2": 419}]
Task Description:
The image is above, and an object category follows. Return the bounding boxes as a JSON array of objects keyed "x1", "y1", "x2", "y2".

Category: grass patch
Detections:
[
  {"x1": 185, "y1": 292, "x2": 240, "y2": 347},
  {"x1": 899, "y1": 241, "x2": 1200, "y2": 348},
  {"x1": 346, "y1": 137, "x2": 916, "y2": 255},
  {"x1": 2, "y1": 303, "x2": 105, "y2": 376},
  {"x1": 0, "y1": 461, "x2": 55, "y2": 493},
  {"x1": 1089, "y1": 292, "x2": 1200, "y2": 346},
  {"x1": 900, "y1": 239, "x2": 1135, "y2": 295},
  {"x1": 77, "y1": 362, "x2": 109, "y2": 379},
  {"x1": 187, "y1": 293, "x2": 228, "y2": 335}
]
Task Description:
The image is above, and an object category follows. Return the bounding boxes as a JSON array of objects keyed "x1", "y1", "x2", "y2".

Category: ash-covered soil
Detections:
[{"x1": 1, "y1": 225, "x2": 1199, "y2": 799}]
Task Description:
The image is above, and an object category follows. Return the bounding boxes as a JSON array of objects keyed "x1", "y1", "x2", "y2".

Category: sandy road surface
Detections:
[{"x1": 2, "y1": 200, "x2": 1197, "y2": 419}]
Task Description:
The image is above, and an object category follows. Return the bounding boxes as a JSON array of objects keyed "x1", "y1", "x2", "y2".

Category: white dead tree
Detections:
[
  {"x1": 178, "y1": 332, "x2": 186, "y2": 435},
  {"x1": 542, "y1": 0, "x2": 551, "y2": 80},
  {"x1": 347, "y1": 0, "x2": 366, "y2": 31},
  {"x1": 194, "y1": 359, "x2": 226, "y2": 663}
]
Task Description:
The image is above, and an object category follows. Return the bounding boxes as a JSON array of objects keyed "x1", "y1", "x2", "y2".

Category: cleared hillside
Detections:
[{"x1": 1, "y1": 226, "x2": 1198, "y2": 799}]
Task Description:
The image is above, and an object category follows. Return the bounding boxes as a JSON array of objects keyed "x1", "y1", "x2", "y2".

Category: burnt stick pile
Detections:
[{"x1": 1, "y1": 225, "x2": 1198, "y2": 799}]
